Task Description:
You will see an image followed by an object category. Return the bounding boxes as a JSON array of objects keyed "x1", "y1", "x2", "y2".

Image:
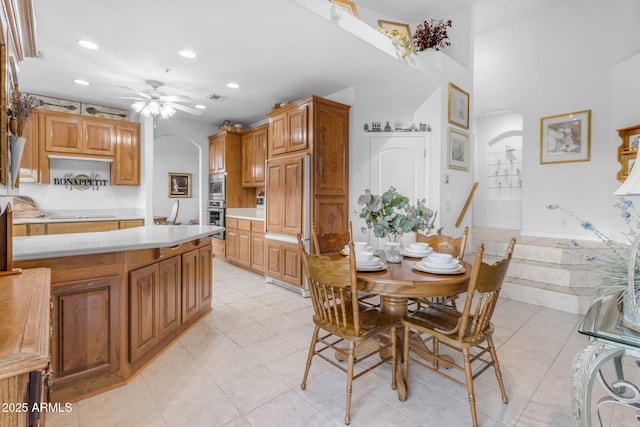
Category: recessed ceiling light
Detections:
[
  {"x1": 178, "y1": 50, "x2": 197, "y2": 59},
  {"x1": 73, "y1": 79, "x2": 90, "y2": 86},
  {"x1": 227, "y1": 82, "x2": 240, "y2": 89},
  {"x1": 78, "y1": 40, "x2": 99, "y2": 50},
  {"x1": 195, "y1": 104, "x2": 206, "y2": 110}
]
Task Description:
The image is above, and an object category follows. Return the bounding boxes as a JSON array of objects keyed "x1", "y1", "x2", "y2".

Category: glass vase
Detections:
[{"x1": 384, "y1": 233, "x2": 404, "y2": 263}]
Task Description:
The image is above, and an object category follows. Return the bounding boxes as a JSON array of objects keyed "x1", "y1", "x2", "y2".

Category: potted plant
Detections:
[
  {"x1": 357, "y1": 186, "x2": 439, "y2": 262},
  {"x1": 8, "y1": 92, "x2": 39, "y2": 186}
]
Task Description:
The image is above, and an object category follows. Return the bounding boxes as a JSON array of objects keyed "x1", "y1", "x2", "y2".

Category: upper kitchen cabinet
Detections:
[
  {"x1": 267, "y1": 103, "x2": 308, "y2": 156},
  {"x1": 20, "y1": 109, "x2": 140, "y2": 185},
  {"x1": 208, "y1": 129, "x2": 255, "y2": 207},
  {"x1": 242, "y1": 124, "x2": 267, "y2": 187},
  {"x1": 112, "y1": 122, "x2": 141, "y2": 185}
]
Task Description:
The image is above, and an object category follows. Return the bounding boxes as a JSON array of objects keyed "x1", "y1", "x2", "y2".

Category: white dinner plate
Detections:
[
  {"x1": 356, "y1": 261, "x2": 387, "y2": 272},
  {"x1": 403, "y1": 247, "x2": 433, "y2": 258},
  {"x1": 341, "y1": 246, "x2": 372, "y2": 256},
  {"x1": 420, "y1": 259, "x2": 460, "y2": 270},
  {"x1": 413, "y1": 262, "x2": 466, "y2": 275},
  {"x1": 356, "y1": 256, "x2": 381, "y2": 266}
]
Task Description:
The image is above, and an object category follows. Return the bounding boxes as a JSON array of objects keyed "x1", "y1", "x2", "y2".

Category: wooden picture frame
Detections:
[
  {"x1": 448, "y1": 83, "x2": 469, "y2": 129},
  {"x1": 377, "y1": 20, "x2": 416, "y2": 54},
  {"x1": 540, "y1": 110, "x2": 591, "y2": 164},
  {"x1": 447, "y1": 128, "x2": 469, "y2": 171},
  {"x1": 168, "y1": 172, "x2": 191, "y2": 198},
  {"x1": 616, "y1": 124, "x2": 640, "y2": 182},
  {"x1": 330, "y1": 0, "x2": 358, "y2": 18}
]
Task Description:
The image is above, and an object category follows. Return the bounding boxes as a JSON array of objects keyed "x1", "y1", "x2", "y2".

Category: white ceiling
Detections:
[{"x1": 17, "y1": 0, "x2": 546, "y2": 128}]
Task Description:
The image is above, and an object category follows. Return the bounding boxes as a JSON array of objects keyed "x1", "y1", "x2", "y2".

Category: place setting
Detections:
[
  {"x1": 412, "y1": 252, "x2": 465, "y2": 274},
  {"x1": 354, "y1": 250, "x2": 387, "y2": 272},
  {"x1": 403, "y1": 242, "x2": 434, "y2": 258},
  {"x1": 340, "y1": 241, "x2": 371, "y2": 256}
]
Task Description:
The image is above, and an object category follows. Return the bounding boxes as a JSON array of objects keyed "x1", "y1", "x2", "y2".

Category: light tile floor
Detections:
[{"x1": 46, "y1": 258, "x2": 637, "y2": 426}]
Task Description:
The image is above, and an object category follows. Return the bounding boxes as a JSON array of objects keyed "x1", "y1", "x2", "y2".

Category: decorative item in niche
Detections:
[
  {"x1": 540, "y1": 109, "x2": 591, "y2": 164},
  {"x1": 377, "y1": 20, "x2": 415, "y2": 58},
  {"x1": 53, "y1": 173, "x2": 108, "y2": 191},
  {"x1": 413, "y1": 19, "x2": 452, "y2": 51},
  {"x1": 82, "y1": 103, "x2": 130, "y2": 120},
  {"x1": 329, "y1": 0, "x2": 358, "y2": 18},
  {"x1": 448, "y1": 83, "x2": 469, "y2": 129},
  {"x1": 169, "y1": 172, "x2": 192, "y2": 198},
  {"x1": 447, "y1": 127, "x2": 469, "y2": 171},
  {"x1": 26, "y1": 93, "x2": 80, "y2": 114},
  {"x1": 364, "y1": 122, "x2": 429, "y2": 132},
  {"x1": 9, "y1": 92, "x2": 39, "y2": 136}
]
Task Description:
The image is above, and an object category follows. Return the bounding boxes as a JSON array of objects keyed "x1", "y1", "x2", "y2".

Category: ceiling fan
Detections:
[{"x1": 119, "y1": 80, "x2": 202, "y2": 118}]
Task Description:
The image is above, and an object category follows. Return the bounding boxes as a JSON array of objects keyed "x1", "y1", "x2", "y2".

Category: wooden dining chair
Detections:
[
  {"x1": 298, "y1": 225, "x2": 398, "y2": 425},
  {"x1": 411, "y1": 226, "x2": 469, "y2": 310},
  {"x1": 311, "y1": 222, "x2": 379, "y2": 308},
  {"x1": 401, "y1": 237, "x2": 516, "y2": 427}
]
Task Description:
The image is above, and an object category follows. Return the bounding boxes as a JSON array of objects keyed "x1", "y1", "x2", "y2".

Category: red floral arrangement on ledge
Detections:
[{"x1": 413, "y1": 19, "x2": 452, "y2": 51}]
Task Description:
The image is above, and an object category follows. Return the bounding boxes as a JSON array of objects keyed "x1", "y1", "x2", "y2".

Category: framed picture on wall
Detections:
[
  {"x1": 540, "y1": 109, "x2": 591, "y2": 164},
  {"x1": 448, "y1": 83, "x2": 469, "y2": 129},
  {"x1": 447, "y1": 128, "x2": 469, "y2": 171},
  {"x1": 168, "y1": 172, "x2": 191, "y2": 198},
  {"x1": 330, "y1": 0, "x2": 359, "y2": 18}
]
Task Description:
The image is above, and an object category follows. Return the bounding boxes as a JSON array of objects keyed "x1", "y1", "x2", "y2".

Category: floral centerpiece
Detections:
[
  {"x1": 358, "y1": 187, "x2": 438, "y2": 261},
  {"x1": 547, "y1": 198, "x2": 640, "y2": 330},
  {"x1": 413, "y1": 19, "x2": 452, "y2": 52}
]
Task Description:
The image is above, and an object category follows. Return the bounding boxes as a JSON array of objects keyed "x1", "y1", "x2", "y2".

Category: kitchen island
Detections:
[{"x1": 13, "y1": 225, "x2": 223, "y2": 403}]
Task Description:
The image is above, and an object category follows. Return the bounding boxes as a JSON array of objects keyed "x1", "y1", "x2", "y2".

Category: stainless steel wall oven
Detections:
[{"x1": 207, "y1": 199, "x2": 225, "y2": 239}]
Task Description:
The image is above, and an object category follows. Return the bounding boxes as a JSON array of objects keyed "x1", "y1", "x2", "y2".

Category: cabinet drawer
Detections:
[
  {"x1": 251, "y1": 220, "x2": 264, "y2": 232},
  {"x1": 226, "y1": 217, "x2": 238, "y2": 229},
  {"x1": 29, "y1": 223, "x2": 47, "y2": 236},
  {"x1": 238, "y1": 219, "x2": 251, "y2": 231}
]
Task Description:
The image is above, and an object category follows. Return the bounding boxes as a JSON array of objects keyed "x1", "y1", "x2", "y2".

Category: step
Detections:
[{"x1": 468, "y1": 227, "x2": 607, "y2": 315}]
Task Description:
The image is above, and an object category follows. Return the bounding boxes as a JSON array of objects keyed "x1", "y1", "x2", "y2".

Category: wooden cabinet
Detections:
[
  {"x1": 616, "y1": 124, "x2": 640, "y2": 182},
  {"x1": 18, "y1": 109, "x2": 140, "y2": 186},
  {"x1": 129, "y1": 256, "x2": 181, "y2": 363},
  {"x1": 113, "y1": 123, "x2": 141, "y2": 185},
  {"x1": 181, "y1": 246, "x2": 212, "y2": 324},
  {"x1": 251, "y1": 220, "x2": 265, "y2": 273},
  {"x1": 51, "y1": 275, "x2": 121, "y2": 398},
  {"x1": 268, "y1": 103, "x2": 308, "y2": 156},
  {"x1": 242, "y1": 124, "x2": 267, "y2": 187},
  {"x1": 13, "y1": 219, "x2": 144, "y2": 236},
  {"x1": 208, "y1": 130, "x2": 255, "y2": 207},
  {"x1": 211, "y1": 237, "x2": 225, "y2": 259},
  {"x1": 0, "y1": 269, "x2": 51, "y2": 427},
  {"x1": 266, "y1": 153, "x2": 305, "y2": 236},
  {"x1": 265, "y1": 239, "x2": 302, "y2": 287}
]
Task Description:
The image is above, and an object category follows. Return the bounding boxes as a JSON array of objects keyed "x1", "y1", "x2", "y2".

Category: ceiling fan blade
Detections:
[
  {"x1": 112, "y1": 96, "x2": 147, "y2": 101},
  {"x1": 120, "y1": 86, "x2": 152, "y2": 99},
  {"x1": 160, "y1": 95, "x2": 192, "y2": 103},
  {"x1": 167, "y1": 102, "x2": 202, "y2": 115}
]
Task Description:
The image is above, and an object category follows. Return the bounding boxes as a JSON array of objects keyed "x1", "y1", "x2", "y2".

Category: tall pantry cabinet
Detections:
[{"x1": 265, "y1": 96, "x2": 350, "y2": 290}]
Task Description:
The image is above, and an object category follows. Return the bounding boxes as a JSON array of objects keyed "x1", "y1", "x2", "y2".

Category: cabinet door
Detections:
[
  {"x1": 251, "y1": 231, "x2": 265, "y2": 273},
  {"x1": 313, "y1": 103, "x2": 349, "y2": 195},
  {"x1": 129, "y1": 264, "x2": 160, "y2": 363},
  {"x1": 158, "y1": 256, "x2": 182, "y2": 337},
  {"x1": 225, "y1": 227, "x2": 238, "y2": 262},
  {"x1": 265, "y1": 239, "x2": 283, "y2": 280},
  {"x1": 209, "y1": 139, "x2": 216, "y2": 175},
  {"x1": 19, "y1": 111, "x2": 41, "y2": 183},
  {"x1": 264, "y1": 240, "x2": 301, "y2": 288},
  {"x1": 83, "y1": 119, "x2": 115, "y2": 155},
  {"x1": 198, "y1": 246, "x2": 212, "y2": 311},
  {"x1": 252, "y1": 126, "x2": 267, "y2": 186},
  {"x1": 288, "y1": 104, "x2": 308, "y2": 152},
  {"x1": 51, "y1": 276, "x2": 120, "y2": 390},
  {"x1": 181, "y1": 249, "x2": 200, "y2": 323},
  {"x1": 265, "y1": 154, "x2": 304, "y2": 236},
  {"x1": 269, "y1": 112, "x2": 287, "y2": 156},
  {"x1": 265, "y1": 160, "x2": 285, "y2": 234},
  {"x1": 237, "y1": 229, "x2": 251, "y2": 268},
  {"x1": 241, "y1": 133, "x2": 254, "y2": 187},
  {"x1": 45, "y1": 114, "x2": 82, "y2": 153},
  {"x1": 211, "y1": 135, "x2": 226, "y2": 173},
  {"x1": 113, "y1": 124, "x2": 140, "y2": 185}
]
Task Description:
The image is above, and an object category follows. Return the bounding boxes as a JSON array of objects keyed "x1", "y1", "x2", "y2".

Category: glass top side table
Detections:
[{"x1": 573, "y1": 296, "x2": 640, "y2": 426}]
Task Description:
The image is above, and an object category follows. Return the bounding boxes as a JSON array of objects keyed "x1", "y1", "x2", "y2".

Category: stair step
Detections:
[{"x1": 501, "y1": 277, "x2": 593, "y2": 315}]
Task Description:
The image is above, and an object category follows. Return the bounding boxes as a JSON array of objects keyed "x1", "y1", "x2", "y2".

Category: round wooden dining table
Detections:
[{"x1": 355, "y1": 255, "x2": 472, "y2": 401}]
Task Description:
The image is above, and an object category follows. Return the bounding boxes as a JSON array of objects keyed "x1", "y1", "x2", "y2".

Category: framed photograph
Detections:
[
  {"x1": 447, "y1": 128, "x2": 469, "y2": 171},
  {"x1": 540, "y1": 110, "x2": 591, "y2": 164},
  {"x1": 330, "y1": 0, "x2": 358, "y2": 18},
  {"x1": 377, "y1": 20, "x2": 416, "y2": 54},
  {"x1": 448, "y1": 83, "x2": 469, "y2": 129},
  {"x1": 168, "y1": 172, "x2": 191, "y2": 198}
]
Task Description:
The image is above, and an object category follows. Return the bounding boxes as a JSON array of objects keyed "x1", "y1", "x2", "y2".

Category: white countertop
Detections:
[
  {"x1": 14, "y1": 209, "x2": 144, "y2": 224},
  {"x1": 13, "y1": 225, "x2": 223, "y2": 261},
  {"x1": 226, "y1": 208, "x2": 265, "y2": 221}
]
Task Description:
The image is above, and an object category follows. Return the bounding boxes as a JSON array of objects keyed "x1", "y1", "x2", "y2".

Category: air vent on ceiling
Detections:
[{"x1": 206, "y1": 93, "x2": 226, "y2": 102}]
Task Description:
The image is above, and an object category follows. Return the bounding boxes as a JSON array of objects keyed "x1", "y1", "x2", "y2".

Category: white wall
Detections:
[{"x1": 474, "y1": 0, "x2": 640, "y2": 239}]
